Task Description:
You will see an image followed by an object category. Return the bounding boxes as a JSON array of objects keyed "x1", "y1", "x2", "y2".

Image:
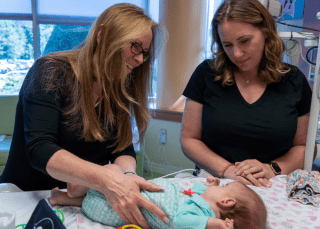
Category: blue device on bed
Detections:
[{"x1": 25, "y1": 199, "x2": 66, "y2": 229}]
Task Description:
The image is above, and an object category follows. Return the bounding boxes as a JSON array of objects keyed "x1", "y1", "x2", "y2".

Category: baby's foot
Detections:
[{"x1": 49, "y1": 187, "x2": 61, "y2": 205}]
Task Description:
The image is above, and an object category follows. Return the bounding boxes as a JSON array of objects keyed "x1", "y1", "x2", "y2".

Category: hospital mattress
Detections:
[{"x1": 1, "y1": 175, "x2": 319, "y2": 228}]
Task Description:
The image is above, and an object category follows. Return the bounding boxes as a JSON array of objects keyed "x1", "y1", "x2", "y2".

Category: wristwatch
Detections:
[{"x1": 269, "y1": 162, "x2": 281, "y2": 175}]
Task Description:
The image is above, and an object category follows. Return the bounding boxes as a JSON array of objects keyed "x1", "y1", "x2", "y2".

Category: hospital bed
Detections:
[
  {"x1": 1, "y1": 1, "x2": 320, "y2": 228},
  {"x1": 0, "y1": 174, "x2": 319, "y2": 229}
]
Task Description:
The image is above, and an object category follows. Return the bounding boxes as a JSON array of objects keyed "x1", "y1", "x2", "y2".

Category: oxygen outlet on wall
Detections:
[{"x1": 160, "y1": 129, "x2": 167, "y2": 144}]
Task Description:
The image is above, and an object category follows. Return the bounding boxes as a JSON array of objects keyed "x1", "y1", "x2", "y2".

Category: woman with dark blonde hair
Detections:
[
  {"x1": 0, "y1": 3, "x2": 168, "y2": 228},
  {"x1": 181, "y1": 0, "x2": 312, "y2": 187}
]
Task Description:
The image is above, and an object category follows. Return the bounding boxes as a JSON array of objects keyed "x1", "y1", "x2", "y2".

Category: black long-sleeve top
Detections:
[{"x1": 0, "y1": 59, "x2": 136, "y2": 191}]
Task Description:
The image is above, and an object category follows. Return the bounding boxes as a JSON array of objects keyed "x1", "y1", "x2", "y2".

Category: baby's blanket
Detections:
[{"x1": 286, "y1": 169, "x2": 320, "y2": 207}]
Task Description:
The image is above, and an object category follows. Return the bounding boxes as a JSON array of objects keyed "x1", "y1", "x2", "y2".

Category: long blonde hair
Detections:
[
  {"x1": 211, "y1": 0, "x2": 289, "y2": 86},
  {"x1": 40, "y1": 3, "x2": 166, "y2": 154}
]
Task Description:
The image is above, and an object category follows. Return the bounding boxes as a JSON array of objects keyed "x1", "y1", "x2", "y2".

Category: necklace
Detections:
[{"x1": 243, "y1": 75, "x2": 255, "y2": 84}]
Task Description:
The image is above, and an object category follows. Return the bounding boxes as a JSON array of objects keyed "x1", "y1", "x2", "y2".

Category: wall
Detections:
[
  {"x1": 141, "y1": 118, "x2": 194, "y2": 178},
  {"x1": 0, "y1": 96, "x2": 18, "y2": 135},
  {"x1": 156, "y1": 0, "x2": 207, "y2": 109}
]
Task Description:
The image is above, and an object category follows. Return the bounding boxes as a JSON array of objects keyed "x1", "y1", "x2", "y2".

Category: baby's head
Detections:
[{"x1": 203, "y1": 177, "x2": 267, "y2": 229}]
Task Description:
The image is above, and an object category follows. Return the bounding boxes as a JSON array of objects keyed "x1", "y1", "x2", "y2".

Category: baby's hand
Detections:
[
  {"x1": 205, "y1": 176, "x2": 220, "y2": 186},
  {"x1": 206, "y1": 217, "x2": 233, "y2": 229},
  {"x1": 224, "y1": 218, "x2": 234, "y2": 229}
]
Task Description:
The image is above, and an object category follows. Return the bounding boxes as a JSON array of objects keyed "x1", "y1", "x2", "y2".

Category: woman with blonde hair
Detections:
[
  {"x1": 0, "y1": 3, "x2": 168, "y2": 228},
  {"x1": 181, "y1": 0, "x2": 312, "y2": 187}
]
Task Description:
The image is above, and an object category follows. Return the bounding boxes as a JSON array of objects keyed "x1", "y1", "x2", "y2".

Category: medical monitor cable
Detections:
[
  {"x1": 306, "y1": 46, "x2": 318, "y2": 65},
  {"x1": 276, "y1": 20, "x2": 320, "y2": 33},
  {"x1": 158, "y1": 168, "x2": 212, "y2": 179},
  {"x1": 277, "y1": 16, "x2": 318, "y2": 42}
]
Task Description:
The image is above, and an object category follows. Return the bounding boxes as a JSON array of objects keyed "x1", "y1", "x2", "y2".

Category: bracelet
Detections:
[
  {"x1": 221, "y1": 163, "x2": 234, "y2": 178},
  {"x1": 123, "y1": 170, "x2": 137, "y2": 176}
]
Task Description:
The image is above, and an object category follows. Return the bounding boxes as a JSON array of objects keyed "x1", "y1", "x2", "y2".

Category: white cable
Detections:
[
  {"x1": 283, "y1": 39, "x2": 300, "y2": 57},
  {"x1": 149, "y1": 135, "x2": 161, "y2": 170},
  {"x1": 281, "y1": 35, "x2": 316, "y2": 69},
  {"x1": 158, "y1": 169, "x2": 196, "y2": 178},
  {"x1": 278, "y1": 17, "x2": 317, "y2": 68},
  {"x1": 158, "y1": 168, "x2": 212, "y2": 178},
  {"x1": 142, "y1": 138, "x2": 153, "y2": 179},
  {"x1": 160, "y1": 142, "x2": 169, "y2": 175},
  {"x1": 279, "y1": 15, "x2": 317, "y2": 68}
]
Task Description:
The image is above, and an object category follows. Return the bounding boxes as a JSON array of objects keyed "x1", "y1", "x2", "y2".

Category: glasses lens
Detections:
[
  {"x1": 131, "y1": 42, "x2": 142, "y2": 55},
  {"x1": 131, "y1": 42, "x2": 149, "y2": 62}
]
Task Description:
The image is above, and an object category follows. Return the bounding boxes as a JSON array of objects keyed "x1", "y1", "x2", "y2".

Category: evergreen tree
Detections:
[{"x1": 42, "y1": 24, "x2": 90, "y2": 55}]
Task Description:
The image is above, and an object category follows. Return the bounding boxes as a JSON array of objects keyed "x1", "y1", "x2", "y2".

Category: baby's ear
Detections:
[{"x1": 217, "y1": 198, "x2": 236, "y2": 210}]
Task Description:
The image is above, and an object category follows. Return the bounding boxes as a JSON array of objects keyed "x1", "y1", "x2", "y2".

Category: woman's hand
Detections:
[
  {"x1": 234, "y1": 159, "x2": 274, "y2": 187},
  {"x1": 223, "y1": 164, "x2": 271, "y2": 187},
  {"x1": 98, "y1": 165, "x2": 168, "y2": 229}
]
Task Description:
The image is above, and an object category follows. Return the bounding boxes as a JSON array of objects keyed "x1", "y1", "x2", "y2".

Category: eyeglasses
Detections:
[{"x1": 131, "y1": 41, "x2": 149, "y2": 62}]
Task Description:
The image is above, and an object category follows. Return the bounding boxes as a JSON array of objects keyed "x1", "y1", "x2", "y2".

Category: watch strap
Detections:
[{"x1": 268, "y1": 162, "x2": 281, "y2": 175}]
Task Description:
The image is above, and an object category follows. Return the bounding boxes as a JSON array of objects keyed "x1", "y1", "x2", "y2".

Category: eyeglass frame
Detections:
[{"x1": 130, "y1": 41, "x2": 150, "y2": 62}]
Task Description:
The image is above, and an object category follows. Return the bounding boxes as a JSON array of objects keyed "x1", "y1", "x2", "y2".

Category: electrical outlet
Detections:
[{"x1": 160, "y1": 129, "x2": 167, "y2": 144}]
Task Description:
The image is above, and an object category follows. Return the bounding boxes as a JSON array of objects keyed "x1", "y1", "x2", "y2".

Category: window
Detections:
[
  {"x1": 0, "y1": 20, "x2": 33, "y2": 94},
  {"x1": 205, "y1": 0, "x2": 223, "y2": 59},
  {"x1": 0, "y1": 0, "x2": 148, "y2": 96}
]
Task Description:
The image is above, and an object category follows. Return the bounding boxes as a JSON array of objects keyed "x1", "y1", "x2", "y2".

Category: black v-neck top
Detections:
[
  {"x1": 0, "y1": 59, "x2": 136, "y2": 191},
  {"x1": 183, "y1": 59, "x2": 312, "y2": 163}
]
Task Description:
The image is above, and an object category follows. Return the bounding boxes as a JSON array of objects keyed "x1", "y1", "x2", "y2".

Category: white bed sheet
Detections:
[{"x1": 1, "y1": 175, "x2": 319, "y2": 229}]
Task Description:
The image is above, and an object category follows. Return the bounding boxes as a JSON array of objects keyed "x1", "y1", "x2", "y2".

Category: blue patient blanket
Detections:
[{"x1": 82, "y1": 178, "x2": 187, "y2": 229}]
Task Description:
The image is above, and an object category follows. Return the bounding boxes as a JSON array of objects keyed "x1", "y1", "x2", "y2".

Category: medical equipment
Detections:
[
  {"x1": 258, "y1": 0, "x2": 283, "y2": 17},
  {"x1": 277, "y1": 25, "x2": 320, "y2": 171},
  {"x1": 259, "y1": 0, "x2": 320, "y2": 170}
]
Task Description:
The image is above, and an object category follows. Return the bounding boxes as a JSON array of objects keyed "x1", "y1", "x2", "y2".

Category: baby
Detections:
[{"x1": 50, "y1": 176, "x2": 267, "y2": 229}]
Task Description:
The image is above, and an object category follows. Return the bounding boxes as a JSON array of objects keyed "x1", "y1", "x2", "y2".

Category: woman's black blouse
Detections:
[
  {"x1": 0, "y1": 59, "x2": 136, "y2": 191},
  {"x1": 183, "y1": 60, "x2": 312, "y2": 164}
]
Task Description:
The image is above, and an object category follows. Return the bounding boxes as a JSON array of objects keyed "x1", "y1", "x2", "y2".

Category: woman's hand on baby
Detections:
[
  {"x1": 234, "y1": 159, "x2": 273, "y2": 187},
  {"x1": 223, "y1": 164, "x2": 257, "y2": 186},
  {"x1": 98, "y1": 164, "x2": 168, "y2": 229}
]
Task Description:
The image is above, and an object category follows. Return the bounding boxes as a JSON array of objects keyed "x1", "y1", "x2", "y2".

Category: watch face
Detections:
[{"x1": 271, "y1": 162, "x2": 281, "y2": 174}]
